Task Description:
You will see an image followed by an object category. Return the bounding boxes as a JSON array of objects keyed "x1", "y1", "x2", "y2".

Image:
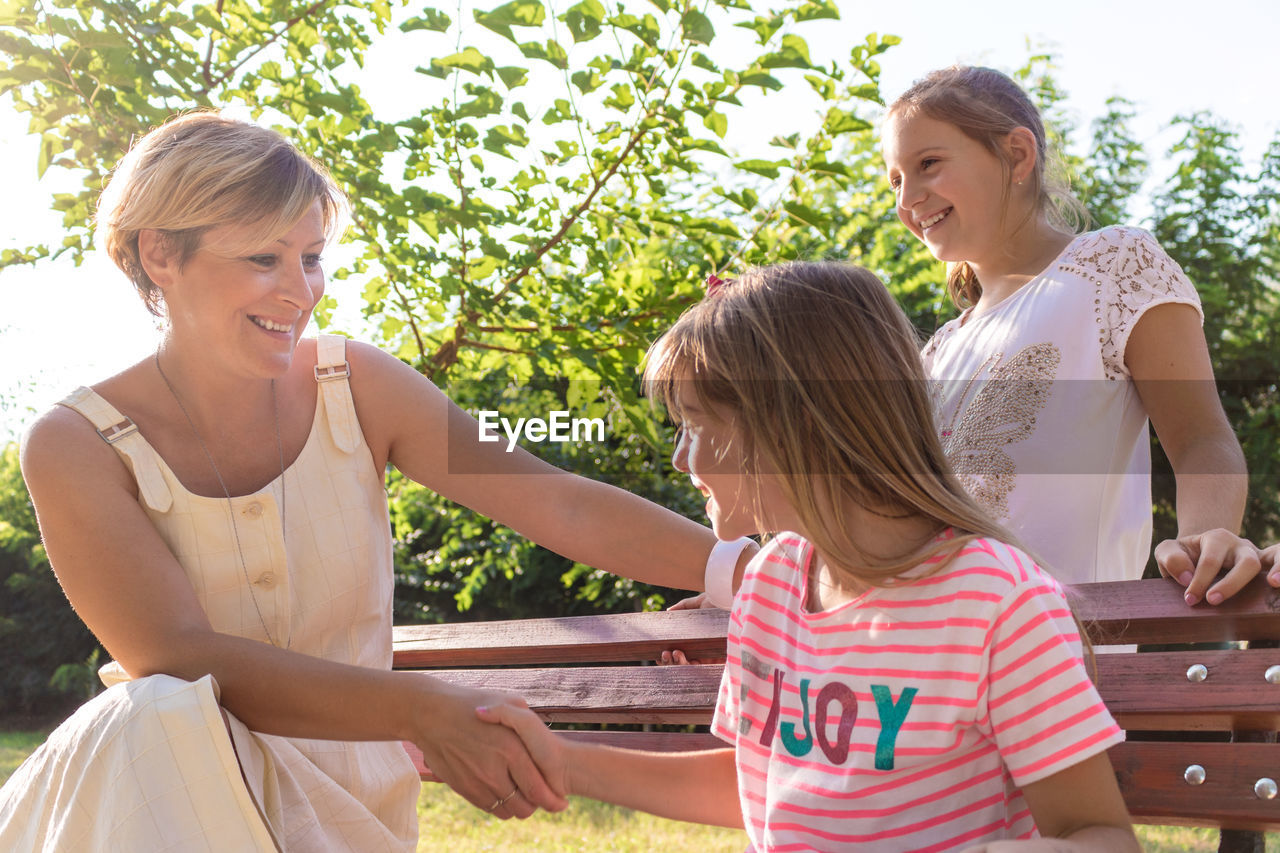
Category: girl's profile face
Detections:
[
  {"x1": 882, "y1": 113, "x2": 1012, "y2": 269},
  {"x1": 669, "y1": 381, "x2": 790, "y2": 540}
]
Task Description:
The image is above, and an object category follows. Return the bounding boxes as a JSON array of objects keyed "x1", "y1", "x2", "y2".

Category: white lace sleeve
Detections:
[{"x1": 1090, "y1": 227, "x2": 1203, "y2": 380}]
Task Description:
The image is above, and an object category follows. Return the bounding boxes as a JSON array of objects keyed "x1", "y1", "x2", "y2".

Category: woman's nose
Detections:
[{"x1": 279, "y1": 259, "x2": 317, "y2": 307}]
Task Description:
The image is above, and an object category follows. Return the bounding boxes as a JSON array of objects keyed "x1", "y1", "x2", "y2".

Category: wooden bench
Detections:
[{"x1": 392, "y1": 576, "x2": 1280, "y2": 840}]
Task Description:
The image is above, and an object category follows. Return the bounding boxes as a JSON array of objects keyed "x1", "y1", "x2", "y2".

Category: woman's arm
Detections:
[
  {"x1": 475, "y1": 703, "x2": 743, "y2": 827},
  {"x1": 959, "y1": 752, "x2": 1139, "y2": 852},
  {"x1": 1126, "y1": 302, "x2": 1264, "y2": 605},
  {"x1": 345, "y1": 341, "x2": 753, "y2": 593},
  {"x1": 20, "y1": 406, "x2": 566, "y2": 817}
]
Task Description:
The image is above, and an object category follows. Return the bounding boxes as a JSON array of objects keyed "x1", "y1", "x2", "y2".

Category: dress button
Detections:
[
  {"x1": 257, "y1": 572, "x2": 276, "y2": 588},
  {"x1": 244, "y1": 502, "x2": 263, "y2": 518}
]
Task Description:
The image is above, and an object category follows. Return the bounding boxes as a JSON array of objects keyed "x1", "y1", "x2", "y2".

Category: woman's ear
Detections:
[
  {"x1": 137, "y1": 229, "x2": 177, "y2": 289},
  {"x1": 1004, "y1": 127, "x2": 1039, "y2": 185}
]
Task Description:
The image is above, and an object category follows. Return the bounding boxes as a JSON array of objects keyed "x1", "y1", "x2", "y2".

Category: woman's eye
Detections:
[
  {"x1": 247, "y1": 254, "x2": 276, "y2": 267},
  {"x1": 888, "y1": 175, "x2": 901, "y2": 190},
  {"x1": 303, "y1": 254, "x2": 324, "y2": 270},
  {"x1": 921, "y1": 158, "x2": 938, "y2": 170}
]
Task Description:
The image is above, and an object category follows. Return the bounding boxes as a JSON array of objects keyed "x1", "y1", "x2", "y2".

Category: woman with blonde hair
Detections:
[{"x1": 0, "y1": 111, "x2": 739, "y2": 851}]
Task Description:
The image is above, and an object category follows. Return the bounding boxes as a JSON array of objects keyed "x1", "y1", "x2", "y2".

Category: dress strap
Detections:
[
  {"x1": 314, "y1": 334, "x2": 360, "y2": 454},
  {"x1": 57, "y1": 387, "x2": 174, "y2": 512}
]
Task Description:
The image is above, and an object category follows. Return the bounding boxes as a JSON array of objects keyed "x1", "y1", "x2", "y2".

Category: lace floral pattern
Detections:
[
  {"x1": 1058, "y1": 226, "x2": 1201, "y2": 381},
  {"x1": 931, "y1": 343, "x2": 1061, "y2": 520}
]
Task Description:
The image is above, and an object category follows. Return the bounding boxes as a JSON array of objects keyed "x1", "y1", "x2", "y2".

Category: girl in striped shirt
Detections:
[{"x1": 478, "y1": 261, "x2": 1139, "y2": 852}]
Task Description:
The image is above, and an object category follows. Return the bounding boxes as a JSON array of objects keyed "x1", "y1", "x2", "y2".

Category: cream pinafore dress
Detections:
[{"x1": 0, "y1": 335, "x2": 419, "y2": 851}]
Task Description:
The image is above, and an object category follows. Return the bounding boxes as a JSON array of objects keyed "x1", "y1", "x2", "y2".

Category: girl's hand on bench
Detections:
[
  {"x1": 658, "y1": 592, "x2": 727, "y2": 666},
  {"x1": 1261, "y1": 542, "x2": 1280, "y2": 587},
  {"x1": 1156, "y1": 529, "x2": 1262, "y2": 606}
]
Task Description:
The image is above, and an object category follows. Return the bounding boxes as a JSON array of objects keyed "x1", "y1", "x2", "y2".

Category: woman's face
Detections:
[
  {"x1": 882, "y1": 112, "x2": 1013, "y2": 270},
  {"x1": 158, "y1": 202, "x2": 326, "y2": 376}
]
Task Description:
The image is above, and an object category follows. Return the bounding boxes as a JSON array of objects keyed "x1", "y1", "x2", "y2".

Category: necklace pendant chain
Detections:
[{"x1": 154, "y1": 352, "x2": 291, "y2": 649}]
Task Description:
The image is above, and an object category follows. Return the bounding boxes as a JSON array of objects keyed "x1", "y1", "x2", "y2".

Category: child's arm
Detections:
[
  {"x1": 475, "y1": 704, "x2": 743, "y2": 827},
  {"x1": 1125, "y1": 302, "x2": 1268, "y2": 604},
  {"x1": 959, "y1": 753, "x2": 1140, "y2": 853}
]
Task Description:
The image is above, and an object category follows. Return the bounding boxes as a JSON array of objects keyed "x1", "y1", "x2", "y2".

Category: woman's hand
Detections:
[
  {"x1": 473, "y1": 702, "x2": 570, "y2": 799},
  {"x1": 1156, "y1": 529, "x2": 1263, "y2": 605},
  {"x1": 411, "y1": 680, "x2": 569, "y2": 819}
]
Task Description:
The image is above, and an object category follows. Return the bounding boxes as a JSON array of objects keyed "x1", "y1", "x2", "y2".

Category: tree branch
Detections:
[{"x1": 199, "y1": 0, "x2": 331, "y2": 95}]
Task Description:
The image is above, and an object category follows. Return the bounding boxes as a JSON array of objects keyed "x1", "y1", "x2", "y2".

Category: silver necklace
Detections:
[{"x1": 154, "y1": 351, "x2": 290, "y2": 648}]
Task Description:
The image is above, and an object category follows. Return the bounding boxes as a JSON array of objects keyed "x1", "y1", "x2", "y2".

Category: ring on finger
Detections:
[{"x1": 489, "y1": 786, "x2": 520, "y2": 812}]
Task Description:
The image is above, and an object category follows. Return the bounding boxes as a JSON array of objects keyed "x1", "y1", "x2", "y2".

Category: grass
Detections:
[
  {"x1": 415, "y1": 785, "x2": 746, "y2": 852},
  {"x1": 0, "y1": 729, "x2": 47, "y2": 785},
  {"x1": 2, "y1": 729, "x2": 1275, "y2": 850}
]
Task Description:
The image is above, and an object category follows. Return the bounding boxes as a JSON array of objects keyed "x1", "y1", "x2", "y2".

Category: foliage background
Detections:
[{"x1": 0, "y1": 0, "x2": 1276, "y2": 715}]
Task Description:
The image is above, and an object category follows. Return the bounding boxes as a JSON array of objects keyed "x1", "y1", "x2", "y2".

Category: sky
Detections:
[{"x1": 1, "y1": 0, "x2": 1277, "y2": 440}]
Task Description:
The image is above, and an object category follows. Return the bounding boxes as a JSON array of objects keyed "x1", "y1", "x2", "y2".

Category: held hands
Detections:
[
  {"x1": 413, "y1": 681, "x2": 569, "y2": 820},
  {"x1": 473, "y1": 703, "x2": 571, "y2": 799},
  {"x1": 1156, "y1": 528, "x2": 1270, "y2": 606}
]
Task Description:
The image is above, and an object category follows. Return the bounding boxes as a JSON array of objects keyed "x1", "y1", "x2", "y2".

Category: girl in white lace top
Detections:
[{"x1": 882, "y1": 65, "x2": 1269, "y2": 601}]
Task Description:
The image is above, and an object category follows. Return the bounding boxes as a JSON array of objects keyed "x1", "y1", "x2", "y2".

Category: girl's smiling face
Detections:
[
  {"x1": 882, "y1": 112, "x2": 1015, "y2": 270},
  {"x1": 669, "y1": 382, "x2": 790, "y2": 541}
]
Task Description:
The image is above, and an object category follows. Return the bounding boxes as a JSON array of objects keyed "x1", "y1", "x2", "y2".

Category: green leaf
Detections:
[
  {"x1": 736, "y1": 14, "x2": 784, "y2": 44},
  {"x1": 400, "y1": 10, "x2": 453, "y2": 32},
  {"x1": 783, "y1": 201, "x2": 830, "y2": 230},
  {"x1": 738, "y1": 69, "x2": 782, "y2": 91},
  {"x1": 424, "y1": 47, "x2": 495, "y2": 79},
  {"x1": 760, "y1": 35, "x2": 812, "y2": 69},
  {"x1": 497, "y1": 66, "x2": 529, "y2": 89},
  {"x1": 805, "y1": 74, "x2": 836, "y2": 100},
  {"x1": 703, "y1": 111, "x2": 727, "y2": 139},
  {"x1": 680, "y1": 10, "x2": 714, "y2": 45},
  {"x1": 604, "y1": 83, "x2": 635, "y2": 111},
  {"x1": 571, "y1": 69, "x2": 603, "y2": 94},
  {"x1": 519, "y1": 39, "x2": 568, "y2": 69},
  {"x1": 808, "y1": 160, "x2": 856, "y2": 178},
  {"x1": 474, "y1": 0, "x2": 546, "y2": 42},
  {"x1": 563, "y1": 0, "x2": 605, "y2": 43},
  {"x1": 735, "y1": 158, "x2": 785, "y2": 179},
  {"x1": 823, "y1": 107, "x2": 871, "y2": 135},
  {"x1": 454, "y1": 86, "x2": 504, "y2": 119},
  {"x1": 795, "y1": 0, "x2": 840, "y2": 21},
  {"x1": 615, "y1": 12, "x2": 661, "y2": 47},
  {"x1": 690, "y1": 52, "x2": 718, "y2": 73},
  {"x1": 483, "y1": 124, "x2": 530, "y2": 158}
]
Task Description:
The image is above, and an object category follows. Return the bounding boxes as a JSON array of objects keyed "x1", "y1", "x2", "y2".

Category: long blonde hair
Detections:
[
  {"x1": 887, "y1": 66, "x2": 1087, "y2": 309},
  {"x1": 97, "y1": 111, "x2": 345, "y2": 316},
  {"x1": 642, "y1": 261, "x2": 1023, "y2": 586}
]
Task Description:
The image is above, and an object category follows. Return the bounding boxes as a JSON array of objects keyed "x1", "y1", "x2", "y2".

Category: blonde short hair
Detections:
[{"x1": 96, "y1": 111, "x2": 344, "y2": 316}]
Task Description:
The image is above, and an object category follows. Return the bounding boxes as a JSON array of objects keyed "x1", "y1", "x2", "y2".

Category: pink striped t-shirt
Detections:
[{"x1": 711, "y1": 531, "x2": 1122, "y2": 852}]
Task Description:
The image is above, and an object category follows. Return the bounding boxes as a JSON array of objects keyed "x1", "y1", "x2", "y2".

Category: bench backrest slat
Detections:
[
  {"x1": 393, "y1": 608, "x2": 730, "y2": 668},
  {"x1": 1072, "y1": 578, "x2": 1280, "y2": 645}
]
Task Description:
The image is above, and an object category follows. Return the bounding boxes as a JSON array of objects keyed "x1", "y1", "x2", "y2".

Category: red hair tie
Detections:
[{"x1": 706, "y1": 273, "x2": 731, "y2": 294}]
